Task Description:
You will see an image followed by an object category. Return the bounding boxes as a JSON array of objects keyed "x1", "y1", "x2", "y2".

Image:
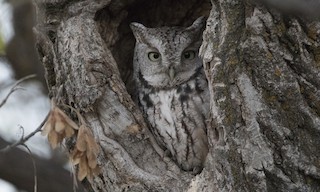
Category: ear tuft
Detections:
[
  {"x1": 191, "y1": 16, "x2": 206, "y2": 29},
  {"x1": 184, "y1": 16, "x2": 206, "y2": 39},
  {"x1": 130, "y1": 22, "x2": 147, "y2": 43},
  {"x1": 185, "y1": 16, "x2": 206, "y2": 32}
]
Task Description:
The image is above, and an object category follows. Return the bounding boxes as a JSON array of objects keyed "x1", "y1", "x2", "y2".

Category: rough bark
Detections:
[{"x1": 34, "y1": 0, "x2": 320, "y2": 191}]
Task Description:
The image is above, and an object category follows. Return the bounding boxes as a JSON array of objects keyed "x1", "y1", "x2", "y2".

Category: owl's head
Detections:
[{"x1": 130, "y1": 17, "x2": 206, "y2": 89}]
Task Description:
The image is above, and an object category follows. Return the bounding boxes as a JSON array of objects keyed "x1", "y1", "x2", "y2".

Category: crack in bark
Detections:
[{"x1": 34, "y1": 0, "x2": 320, "y2": 191}]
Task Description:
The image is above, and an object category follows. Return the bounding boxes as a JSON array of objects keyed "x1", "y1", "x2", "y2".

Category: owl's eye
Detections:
[
  {"x1": 148, "y1": 52, "x2": 161, "y2": 62},
  {"x1": 182, "y1": 50, "x2": 196, "y2": 60}
]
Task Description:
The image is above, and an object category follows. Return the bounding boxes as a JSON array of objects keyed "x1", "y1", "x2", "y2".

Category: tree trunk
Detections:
[{"x1": 34, "y1": 0, "x2": 320, "y2": 191}]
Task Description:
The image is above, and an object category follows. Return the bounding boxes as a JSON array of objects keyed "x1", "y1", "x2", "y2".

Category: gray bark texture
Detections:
[{"x1": 34, "y1": 0, "x2": 320, "y2": 191}]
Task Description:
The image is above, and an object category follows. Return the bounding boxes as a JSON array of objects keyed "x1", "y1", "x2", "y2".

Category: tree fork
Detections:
[{"x1": 34, "y1": 0, "x2": 320, "y2": 191}]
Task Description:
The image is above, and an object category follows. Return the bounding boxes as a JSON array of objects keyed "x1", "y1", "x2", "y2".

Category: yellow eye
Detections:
[
  {"x1": 183, "y1": 50, "x2": 196, "y2": 60},
  {"x1": 148, "y1": 52, "x2": 161, "y2": 62}
]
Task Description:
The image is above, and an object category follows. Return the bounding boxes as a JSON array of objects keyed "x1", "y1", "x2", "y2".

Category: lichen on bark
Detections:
[{"x1": 34, "y1": 0, "x2": 320, "y2": 191}]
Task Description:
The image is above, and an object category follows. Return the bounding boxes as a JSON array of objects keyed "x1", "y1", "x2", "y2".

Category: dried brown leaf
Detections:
[
  {"x1": 86, "y1": 150, "x2": 98, "y2": 169},
  {"x1": 57, "y1": 107, "x2": 79, "y2": 130},
  {"x1": 65, "y1": 126, "x2": 75, "y2": 138},
  {"x1": 85, "y1": 138, "x2": 99, "y2": 169},
  {"x1": 84, "y1": 130, "x2": 99, "y2": 175},
  {"x1": 42, "y1": 101, "x2": 80, "y2": 149},
  {"x1": 72, "y1": 157, "x2": 81, "y2": 165},
  {"x1": 78, "y1": 156, "x2": 89, "y2": 181},
  {"x1": 48, "y1": 130, "x2": 63, "y2": 149},
  {"x1": 85, "y1": 132, "x2": 99, "y2": 155},
  {"x1": 76, "y1": 125, "x2": 87, "y2": 152},
  {"x1": 41, "y1": 118, "x2": 53, "y2": 136},
  {"x1": 70, "y1": 148, "x2": 83, "y2": 164},
  {"x1": 73, "y1": 125, "x2": 100, "y2": 181},
  {"x1": 54, "y1": 120, "x2": 66, "y2": 133}
]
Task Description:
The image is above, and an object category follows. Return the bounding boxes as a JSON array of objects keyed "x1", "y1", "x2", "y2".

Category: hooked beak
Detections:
[{"x1": 169, "y1": 67, "x2": 175, "y2": 80}]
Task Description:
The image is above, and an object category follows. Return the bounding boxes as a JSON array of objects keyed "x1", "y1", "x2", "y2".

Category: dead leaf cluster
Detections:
[
  {"x1": 71, "y1": 125, "x2": 100, "y2": 181},
  {"x1": 41, "y1": 102, "x2": 78, "y2": 148},
  {"x1": 42, "y1": 101, "x2": 100, "y2": 181}
]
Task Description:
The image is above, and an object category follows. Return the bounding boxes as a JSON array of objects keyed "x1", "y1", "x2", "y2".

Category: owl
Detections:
[{"x1": 130, "y1": 17, "x2": 209, "y2": 174}]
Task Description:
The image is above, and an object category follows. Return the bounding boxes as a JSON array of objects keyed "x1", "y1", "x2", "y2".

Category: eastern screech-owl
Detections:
[{"x1": 130, "y1": 17, "x2": 209, "y2": 173}]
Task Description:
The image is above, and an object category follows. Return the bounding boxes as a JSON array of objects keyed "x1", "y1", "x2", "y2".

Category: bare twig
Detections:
[
  {"x1": 0, "y1": 74, "x2": 36, "y2": 108},
  {"x1": 0, "y1": 74, "x2": 49, "y2": 152},
  {"x1": 0, "y1": 112, "x2": 50, "y2": 152},
  {"x1": 22, "y1": 144, "x2": 38, "y2": 192}
]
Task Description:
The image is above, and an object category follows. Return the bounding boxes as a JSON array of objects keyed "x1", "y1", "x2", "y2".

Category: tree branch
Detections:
[
  {"x1": 0, "y1": 74, "x2": 36, "y2": 108},
  {"x1": 0, "y1": 108, "x2": 49, "y2": 153},
  {"x1": 0, "y1": 137, "x2": 85, "y2": 192}
]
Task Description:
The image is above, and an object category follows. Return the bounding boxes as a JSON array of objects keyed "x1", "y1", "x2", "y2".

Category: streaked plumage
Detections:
[{"x1": 130, "y1": 17, "x2": 209, "y2": 173}]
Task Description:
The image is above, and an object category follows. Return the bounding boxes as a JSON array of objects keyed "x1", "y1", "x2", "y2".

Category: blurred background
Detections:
[
  {"x1": 0, "y1": 0, "x2": 79, "y2": 191},
  {"x1": 1, "y1": 0, "x2": 318, "y2": 191}
]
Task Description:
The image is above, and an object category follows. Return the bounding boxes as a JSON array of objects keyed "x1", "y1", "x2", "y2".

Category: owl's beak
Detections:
[{"x1": 169, "y1": 67, "x2": 175, "y2": 80}]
